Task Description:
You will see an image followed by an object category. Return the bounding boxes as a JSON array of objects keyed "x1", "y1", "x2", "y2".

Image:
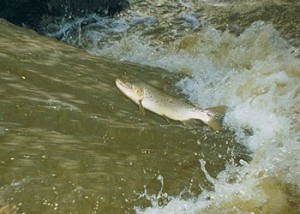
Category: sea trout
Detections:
[{"x1": 115, "y1": 78, "x2": 227, "y2": 131}]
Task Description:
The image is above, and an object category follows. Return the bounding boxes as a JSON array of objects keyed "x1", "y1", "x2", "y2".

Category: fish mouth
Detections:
[
  {"x1": 115, "y1": 78, "x2": 131, "y2": 91},
  {"x1": 115, "y1": 78, "x2": 136, "y2": 97},
  {"x1": 115, "y1": 78, "x2": 144, "y2": 103}
]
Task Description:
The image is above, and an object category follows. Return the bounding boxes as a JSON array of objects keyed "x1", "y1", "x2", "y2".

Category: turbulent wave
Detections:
[
  {"x1": 90, "y1": 21, "x2": 300, "y2": 213},
  {"x1": 44, "y1": 0, "x2": 300, "y2": 212}
]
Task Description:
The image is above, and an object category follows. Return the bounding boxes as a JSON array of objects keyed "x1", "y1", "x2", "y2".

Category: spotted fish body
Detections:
[{"x1": 115, "y1": 79, "x2": 227, "y2": 131}]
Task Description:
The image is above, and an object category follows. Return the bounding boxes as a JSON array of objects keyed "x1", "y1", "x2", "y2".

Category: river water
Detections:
[{"x1": 1, "y1": 0, "x2": 300, "y2": 213}]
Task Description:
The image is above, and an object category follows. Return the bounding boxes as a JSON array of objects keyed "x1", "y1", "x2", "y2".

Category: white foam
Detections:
[{"x1": 91, "y1": 21, "x2": 300, "y2": 213}]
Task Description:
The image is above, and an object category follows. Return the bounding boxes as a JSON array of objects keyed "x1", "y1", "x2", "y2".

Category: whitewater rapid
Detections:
[
  {"x1": 43, "y1": 0, "x2": 300, "y2": 212},
  {"x1": 90, "y1": 21, "x2": 300, "y2": 213}
]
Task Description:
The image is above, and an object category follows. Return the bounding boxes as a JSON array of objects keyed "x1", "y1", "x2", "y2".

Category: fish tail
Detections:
[{"x1": 205, "y1": 106, "x2": 227, "y2": 131}]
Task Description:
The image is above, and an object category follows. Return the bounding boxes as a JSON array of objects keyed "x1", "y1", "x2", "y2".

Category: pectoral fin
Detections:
[{"x1": 139, "y1": 100, "x2": 145, "y2": 116}]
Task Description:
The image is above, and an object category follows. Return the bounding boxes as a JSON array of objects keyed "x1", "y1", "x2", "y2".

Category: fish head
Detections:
[{"x1": 115, "y1": 79, "x2": 144, "y2": 104}]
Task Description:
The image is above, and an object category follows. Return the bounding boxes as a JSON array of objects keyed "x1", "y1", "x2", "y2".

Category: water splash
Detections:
[{"x1": 93, "y1": 21, "x2": 300, "y2": 213}]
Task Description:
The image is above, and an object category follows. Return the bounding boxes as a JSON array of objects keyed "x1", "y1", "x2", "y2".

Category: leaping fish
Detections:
[{"x1": 115, "y1": 78, "x2": 227, "y2": 131}]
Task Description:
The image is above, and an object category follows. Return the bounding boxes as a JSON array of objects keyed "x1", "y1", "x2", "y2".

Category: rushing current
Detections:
[{"x1": 1, "y1": 0, "x2": 299, "y2": 213}]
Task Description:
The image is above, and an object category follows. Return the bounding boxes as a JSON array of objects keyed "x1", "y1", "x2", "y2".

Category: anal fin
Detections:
[{"x1": 180, "y1": 119, "x2": 201, "y2": 130}]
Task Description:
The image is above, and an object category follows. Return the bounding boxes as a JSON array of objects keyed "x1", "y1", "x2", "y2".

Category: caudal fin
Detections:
[{"x1": 205, "y1": 106, "x2": 227, "y2": 131}]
